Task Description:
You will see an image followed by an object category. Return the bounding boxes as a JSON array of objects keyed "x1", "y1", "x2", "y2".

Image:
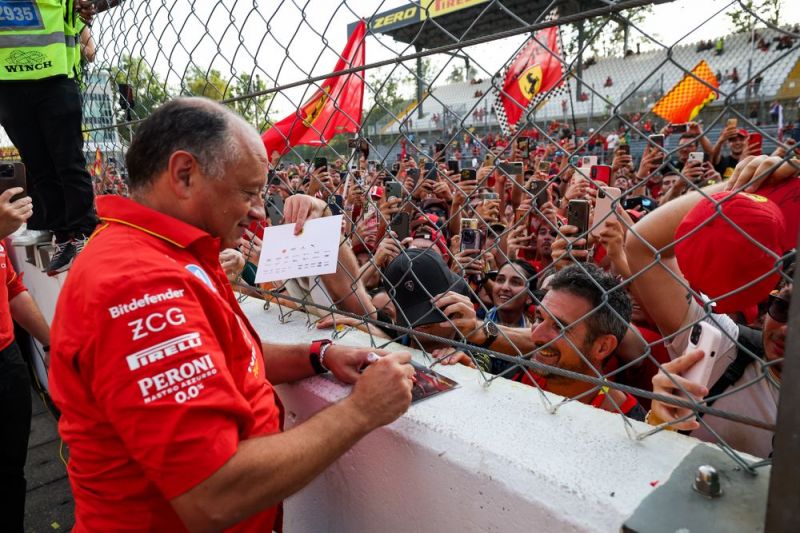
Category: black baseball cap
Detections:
[{"x1": 382, "y1": 248, "x2": 469, "y2": 328}]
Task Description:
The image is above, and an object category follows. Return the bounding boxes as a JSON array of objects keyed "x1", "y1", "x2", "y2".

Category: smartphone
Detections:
[
  {"x1": 517, "y1": 137, "x2": 530, "y2": 158},
  {"x1": 0, "y1": 162, "x2": 27, "y2": 202},
  {"x1": 537, "y1": 161, "x2": 550, "y2": 173},
  {"x1": 622, "y1": 196, "x2": 656, "y2": 211},
  {"x1": 590, "y1": 165, "x2": 611, "y2": 185},
  {"x1": 649, "y1": 134, "x2": 665, "y2": 149},
  {"x1": 424, "y1": 161, "x2": 436, "y2": 181},
  {"x1": 591, "y1": 186, "x2": 621, "y2": 237},
  {"x1": 480, "y1": 191, "x2": 499, "y2": 201},
  {"x1": 385, "y1": 180, "x2": 403, "y2": 199},
  {"x1": 391, "y1": 162, "x2": 400, "y2": 176},
  {"x1": 581, "y1": 156, "x2": 598, "y2": 168},
  {"x1": 498, "y1": 161, "x2": 523, "y2": 178},
  {"x1": 359, "y1": 138, "x2": 370, "y2": 158},
  {"x1": 460, "y1": 168, "x2": 476, "y2": 182},
  {"x1": 687, "y1": 151, "x2": 705, "y2": 164},
  {"x1": 483, "y1": 154, "x2": 494, "y2": 167},
  {"x1": 368, "y1": 160, "x2": 378, "y2": 173},
  {"x1": 617, "y1": 144, "x2": 630, "y2": 155},
  {"x1": 748, "y1": 132, "x2": 763, "y2": 155},
  {"x1": 682, "y1": 322, "x2": 723, "y2": 388},
  {"x1": 313, "y1": 157, "x2": 327, "y2": 170},
  {"x1": 726, "y1": 118, "x2": 738, "y2": 129},
  {"x1": 447, "y1": 160, "x2": 460, "y2": 173},
  {"x1": 408, "y1": 168, "x2": 420, "y2": 182},
  {"x1": 435, "y1": 141, "x2": 446, "y2": 160},
  {"x1": 460, "y1": 219, "x2": 483, "y2": 252},
  {"x1": 566, "y1": 199, "x2": 591, "y2": 248},
  {"x1": 347, "y1": 138, "x2": 359, "y2": 149},
  {"x1": 390, "y1": 211, "x2": 411, "y2": 241},
  {"x1": 528, "y1": 180, "x2": 548, "y2": 209},
  {"x1": 671, "y1": 123, "x2": 688, "y2": 133},
  {"x1": 265, "y1": 194, "x2": 284, "y2": 226}
]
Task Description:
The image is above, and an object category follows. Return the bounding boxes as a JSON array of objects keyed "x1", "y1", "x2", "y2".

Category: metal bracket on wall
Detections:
[{"x1": 622, "y1": 444, "x2": 769, "y2": 533}]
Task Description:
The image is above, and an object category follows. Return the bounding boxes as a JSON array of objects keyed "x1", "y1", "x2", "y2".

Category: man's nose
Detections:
[{"x1": 250, "y1": 203, "x2": 266, "y2": 221}]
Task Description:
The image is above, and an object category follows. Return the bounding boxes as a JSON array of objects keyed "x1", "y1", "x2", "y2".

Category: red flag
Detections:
[
  {"x1": 91, "y1": 148, "x2": 103, "y2": 178},
  {"x1": 494, "y1": 27, "x2": 564, "y2": 133},
  {"x1": 262, "y1": 21, "x2": 366, "y2": 158}
]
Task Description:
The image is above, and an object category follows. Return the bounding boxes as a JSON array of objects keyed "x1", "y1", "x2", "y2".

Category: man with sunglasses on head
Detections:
[{"x1": 626, "y1": 155, "x2": 798, "y2": 458}]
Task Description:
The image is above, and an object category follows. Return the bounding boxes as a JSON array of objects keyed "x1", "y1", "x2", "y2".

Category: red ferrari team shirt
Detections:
[
  {"x1": 49, "y1": 196, "x2": 282, "y2": 532},
  {"x1": 0, "y1": 240, "x2": 27, "y2": 351}
]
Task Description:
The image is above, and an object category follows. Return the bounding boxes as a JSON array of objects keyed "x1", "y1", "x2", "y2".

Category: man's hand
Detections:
[
  {"x1": 637, "y1": 146, "x2": 663, "y2": 179},
  {"x1": 322, "y1": 345, "x2": 398, "y2": 385},
  {"x1": 724, "y1": 154, "x2": 800, "y2": 193},
  {"x1": 450, "y1": 248, "x2": 484, "y2": 276},
  {"x1": 432, "y1": 291, "x2": 478, "y2": 337},
  {"x1": 650, "y1": 349, "x2": 709, "y2": 431},
  {"x1": 0, "y1": 188, "x2": 32, "y2": 239},
  {"x1": 550, "y1": 224, "x2": 590, "y2": 269},
  {"x1": 378, "y1": 196, "x2": 401, "y2": 226},
  {"x1": 373, "y1": 232, "x2": 407, "y2": 268},
  {"x1": 238, "y1": 229, "x2": 262, "y2": 263},
  {"x1": 682, "y1": 159, "x2": 705, "y2": 184},
  {"x1": 431, "y1": 347, "x2": 476, "y2": 368},
  {"x1": 283, "y1": 194, "x2": 328, "y2": 235},
  {"x1": 75, "y1": 0, "x2": 96, "y2": 24},
  {"x1": 347, "y1": 351, "x2": 414, "y2": 430},
  {"x1": 506, "y1": 224, "x2": 531, "y2": 261},
  {"x1": 219, "y1": 248, "x2": 245, "y2": 281}
]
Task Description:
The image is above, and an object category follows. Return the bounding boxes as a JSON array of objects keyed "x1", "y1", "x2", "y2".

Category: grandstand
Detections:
[{"x1": 377, "y1": 26, "x2": 799, "y2": 136}]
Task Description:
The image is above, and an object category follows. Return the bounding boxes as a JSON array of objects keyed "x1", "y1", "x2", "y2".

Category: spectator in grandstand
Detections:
[
  {"x1": 48, "y1": 98, "x2": 415, "y2": 531},
  {"x1": 433, "y1": 264, "x2": 646, "y2": 420},
  {"x1": 715, "y1": 36, "x2": 724, "y2": 55},
  {"x1": 0, "y1": 185, "x2": 53, "y2": 531},
  {"x1": 626, "y1": 155, "x2": 799, "y2": 458},
  {"x1": 604, "y1": 76, "x2": 613, "y2": 88}
]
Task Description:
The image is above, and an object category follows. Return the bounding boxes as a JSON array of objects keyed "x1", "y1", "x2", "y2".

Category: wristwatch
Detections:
[
  {"x1": 309, "y1": 339, "x2": 333, "y2": 374},
  {"x1": 477, "y1": 320, "x2": 499, "y2": 349}
]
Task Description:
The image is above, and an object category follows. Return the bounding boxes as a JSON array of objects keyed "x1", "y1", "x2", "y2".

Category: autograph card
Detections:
[{"x1": 255, "y1": 215, "x2": 342, "y2": 283}]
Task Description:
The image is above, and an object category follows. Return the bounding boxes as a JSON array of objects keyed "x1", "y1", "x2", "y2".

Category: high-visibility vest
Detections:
[{"x1": 0, "y1": 0, "x2": 74, "y2": 81}]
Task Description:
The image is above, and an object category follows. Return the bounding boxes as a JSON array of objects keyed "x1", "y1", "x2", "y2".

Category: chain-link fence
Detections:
[{"x1": 69, "y1": 0, "x2": 800, "y2": 483}]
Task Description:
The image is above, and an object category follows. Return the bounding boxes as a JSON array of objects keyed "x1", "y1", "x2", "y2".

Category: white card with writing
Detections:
[{"x1": 255, "y1": 215, "x2": 342, "y2": 283}]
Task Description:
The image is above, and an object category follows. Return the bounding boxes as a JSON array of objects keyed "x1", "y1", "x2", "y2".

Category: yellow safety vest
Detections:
[{"x1": 0, "y1": 0, "x2": 74, "y2": 81}]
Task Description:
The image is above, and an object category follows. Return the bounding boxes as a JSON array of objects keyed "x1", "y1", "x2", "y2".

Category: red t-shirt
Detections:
[
  {"x1": 49, "y1": 196, "x2": 282, "y2": 532},
  {"x1": 0, "y1": 240, "x2": 27, "y2": 351}
]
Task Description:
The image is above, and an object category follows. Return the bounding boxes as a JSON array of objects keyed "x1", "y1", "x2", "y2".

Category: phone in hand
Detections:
[
  {"x1": 447, "y1": 160, "x2": 460, "y2": 173},
  {"x1": 581, "y1": 156, "x2": 598, "y2": 168},
  {"x1": 590, "y1": 165, "x2": 611, "y2": 185},
  {"x1": 390, "y1": 211, "x2": 411, "y2": 241},
  {"x1": 591, "y1": 186, "x2": 621, "y2": 237},
  {"x1": 687, "y1": 151, "x2": 705, "y2": 164},
  {"x1": 424, "y1": 161, "x2": 436, "y2": 181},
  {"x1": 517, "y1": 137, "x2": 530, "y2": 158},
  {"x1": 266, "y1": 194, "x2": 284, "y2": 226},
  {"x1": 435, "y1": 141, "x2": 446, "y2": 161},
  {"x1": 460, "y1": 168, "x2": 476, "y2": 182},
  {"x1": 460, "y1": 219, "x2": 483, "y2": 252},
  {"x1": 682, "y1": 322, "x2": 723, "y2": 389},
  {"x1": 649, "y1": 134, "x2": 665, "y2": 149},
  {"x1": 566, "y1": 199, "x2": 591, "y2": 249},
  {"x1": 527, "y1": 180, "x2": 548, "y2": 209},
  {"x1": 726, "y1": 118, "x2": 738, "y2": 129},
  {"x1": 748, "y1": 132, "x2": 763, "y2": 155},
  {"x1": 385, "y1": 180, "x2": 403, "y2": 200},
  {"x1": 0, "y1": 162, "x2": 27, "y2": 202},
  {"x1": 368, "y1": 160, "x2": 378, "y2": 173},
  {"x1": 671, "y1": 123, "x2": 688, "y2": 133},
  {"x1": 617, "y1": 144, "x2": 630, "y2": 155}
]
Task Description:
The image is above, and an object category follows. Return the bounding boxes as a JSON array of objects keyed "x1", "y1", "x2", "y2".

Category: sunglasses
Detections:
[{"x1": 767, "y1": 292, "x2": 790, "y2": 323}]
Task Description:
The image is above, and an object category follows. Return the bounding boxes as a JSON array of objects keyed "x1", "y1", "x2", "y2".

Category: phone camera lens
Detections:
[{"x1": 690, "y1": 324, "x2": 701, "y2": 344}]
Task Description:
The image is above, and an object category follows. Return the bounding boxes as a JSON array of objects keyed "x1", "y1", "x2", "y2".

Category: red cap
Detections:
[
  {"x1": 736, "y1": 128, "x2": 749, "y2": 138},
  {"x1": 674, "y1": 191, "x2": 785, "y2": 313}
]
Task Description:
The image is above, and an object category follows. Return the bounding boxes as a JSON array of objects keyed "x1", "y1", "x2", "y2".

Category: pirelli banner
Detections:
[{"x1": 348, "y1": 0, "x2": 489, "y2": 35}]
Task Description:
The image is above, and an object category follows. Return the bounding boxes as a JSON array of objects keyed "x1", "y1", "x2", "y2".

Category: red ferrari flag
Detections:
[
  {"x1": 262, "y1": 20, "x2": 366, "y2": 158},
  {"x1": 494, "y1": 26, "x2": 564, "y2": 134}
]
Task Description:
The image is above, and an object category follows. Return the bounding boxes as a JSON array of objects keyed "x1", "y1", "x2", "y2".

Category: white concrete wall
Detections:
[
  {"x1": 242, "y1": 297, "x2": 705, "y2": 533},
  {"x1": 11, "y1": 249, "x2": 708, "y2": 532}
]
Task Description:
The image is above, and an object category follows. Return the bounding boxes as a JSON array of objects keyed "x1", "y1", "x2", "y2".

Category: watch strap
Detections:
[{"x1": 309, "y1": 339, "x2": 332, "y2": 374}]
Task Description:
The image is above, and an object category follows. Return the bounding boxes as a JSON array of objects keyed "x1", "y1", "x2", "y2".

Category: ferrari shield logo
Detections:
[{"x1": 517, "y1": 64, "x2": 543, "y2": 103}]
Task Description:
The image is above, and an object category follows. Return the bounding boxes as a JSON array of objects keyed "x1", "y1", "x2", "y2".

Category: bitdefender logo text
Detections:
[{"x1": 108, "y1": 288, "x2": 185, "y2": 319}]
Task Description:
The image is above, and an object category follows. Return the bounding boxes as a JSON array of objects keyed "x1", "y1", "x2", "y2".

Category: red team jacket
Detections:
[{"x1": 49, "y1": 196, "x2": 282, "y2": 531}]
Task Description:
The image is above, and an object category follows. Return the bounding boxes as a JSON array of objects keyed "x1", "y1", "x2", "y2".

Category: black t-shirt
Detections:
[{"x1": 715, "y1": 154, "x2": 740, "y2": 180}]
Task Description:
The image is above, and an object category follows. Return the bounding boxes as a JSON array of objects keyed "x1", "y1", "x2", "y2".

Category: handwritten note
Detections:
[{"x1": 255, "y1": 215, "x2": 342, "y2": 283}]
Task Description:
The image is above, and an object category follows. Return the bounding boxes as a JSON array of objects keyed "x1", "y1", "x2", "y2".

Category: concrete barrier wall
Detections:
[
  {"x1": 242, "y1": 298, "x2": 705, "y2": 533},
  {"x1": 11, "y1": 245, "x2": 709, "y2": 532}
]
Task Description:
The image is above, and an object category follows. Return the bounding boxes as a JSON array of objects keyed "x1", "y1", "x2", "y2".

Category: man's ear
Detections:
[
  {"x1": 167, "y1": 151, "x2": 197, "y2": 199},
  {"x1": 590, "y1": 333, "x2": 618, "y2": 366}
]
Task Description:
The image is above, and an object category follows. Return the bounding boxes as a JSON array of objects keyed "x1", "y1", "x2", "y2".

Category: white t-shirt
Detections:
[
  {"x1": 665, "y1": 303, "x2": 778, "y2": 459},
  {"x1": 606, "y1": 133, "x2": 619, "y2": 151}
]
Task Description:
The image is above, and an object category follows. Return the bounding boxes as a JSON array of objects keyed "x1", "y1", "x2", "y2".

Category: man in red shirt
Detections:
[
  {"x1": 49, "y1": 98, "x2": 414, "y2": 531},
  {"x1": 0, "y1": 186, "x2": 53, "y2": 532}
]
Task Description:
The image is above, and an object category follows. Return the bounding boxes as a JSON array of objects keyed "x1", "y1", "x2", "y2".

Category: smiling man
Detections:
[{"x1": 48, "y1": 98, "x2": 414, "y2": 531}]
